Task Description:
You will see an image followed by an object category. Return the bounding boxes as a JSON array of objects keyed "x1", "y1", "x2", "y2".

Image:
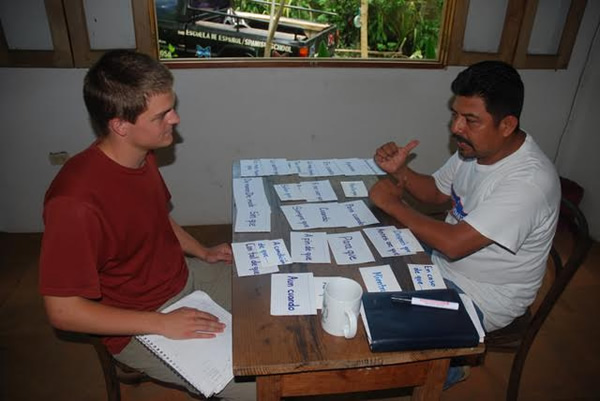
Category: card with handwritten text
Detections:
[
  {"x1": 407, "y1": 264, "x2": 447, "y2": 290},
  {"x1": 270, "y1": 273, "x2": 316, "y2": 315},
  {"x1": 359, "y1": 265, "x2": 402, "y2": 292},
  {"x1": 327, "y1": 231, "x2": 375, "y2": 265}
]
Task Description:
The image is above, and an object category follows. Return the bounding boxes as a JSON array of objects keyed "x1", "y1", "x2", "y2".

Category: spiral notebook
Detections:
[{"x1": 136, "y1": 291, "x2": 233, "y2": 397}]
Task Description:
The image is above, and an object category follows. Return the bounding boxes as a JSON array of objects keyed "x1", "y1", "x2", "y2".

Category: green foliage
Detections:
[
  {"x1": 233, "y1": 0, "x2": 444, "y2": 59},
  {"x1": 159, "y1": 43, "x2": 179, "y2": 59}
]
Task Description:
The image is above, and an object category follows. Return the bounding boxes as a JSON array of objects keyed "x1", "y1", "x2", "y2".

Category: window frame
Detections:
[
  {"x1": 150, "y1": 0, "x2": 455, "y2": 69},
  {"x1": 513, "y1": 0, "x2": 587, "y2": 69},
  {"x1": 0, "y1": 0, "x2": 72, "y2": 67},
  {"x1": 62, "y1": 0, "x2": 157, "y2": 66},
  {"x1": 447, "y1": 0, "x2": 588, "y2": 69},
  {"x1": 0, "y1": 0, "x2": 589, "y2": 70},
  {"x1": 446, "y1": 0, "x2": 526, "y2": 66}
]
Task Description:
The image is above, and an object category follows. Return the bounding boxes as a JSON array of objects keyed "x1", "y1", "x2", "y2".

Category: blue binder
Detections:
[{"x1": 362, "y1": 289, "x2": 480, "y2": 352}]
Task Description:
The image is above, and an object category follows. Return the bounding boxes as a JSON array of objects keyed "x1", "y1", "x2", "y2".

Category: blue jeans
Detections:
[
  {"x1": 443, "y1": 278, "x2": 484, "y2": 325},
  {"x1": 419, "y1": 242, "x2": 484, "y2": 389},
  {"x1": 443, "y1": 278, "x2": 484, "y2": 390}
]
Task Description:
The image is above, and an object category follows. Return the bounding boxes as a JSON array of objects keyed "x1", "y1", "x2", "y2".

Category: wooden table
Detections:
[{"x1": 232, "y1": 168, "x2": 484, "y2": 400}]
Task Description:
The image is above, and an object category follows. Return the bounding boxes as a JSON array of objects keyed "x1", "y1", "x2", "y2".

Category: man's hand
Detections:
[
  {"x1": 369, "y1": 178, "x2": 405, "y2": 214},
  {"x1": 159, "y1": 307, "x2": 226, "y2": 339},
  {"x1": 374, "y1": 140, "x2": 420, "y2": 176},
  {"x1": 203, "y1": 243, "x2": 233, "y2": 264}
]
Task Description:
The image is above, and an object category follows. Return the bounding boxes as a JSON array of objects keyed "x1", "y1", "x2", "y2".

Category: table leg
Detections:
[
  {"x1": 411, "y1": 358, "x2": 449, "y2": 401},
  {"x1": 257, "y1": 375, "x2": 282, "y2": 401}
]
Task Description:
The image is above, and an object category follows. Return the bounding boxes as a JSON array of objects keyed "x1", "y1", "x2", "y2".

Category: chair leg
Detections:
[
  {"x1": 92, "y1": 341, "x2": 122, "y2": 401},
  {"x1": 506, "y1": 345, "x2": 529, "y2": 401}
]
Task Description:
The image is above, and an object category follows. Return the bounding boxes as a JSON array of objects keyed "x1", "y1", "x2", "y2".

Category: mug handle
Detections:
[{"x1": 343, "y1": 310, "x2": 358, "y2": 339}]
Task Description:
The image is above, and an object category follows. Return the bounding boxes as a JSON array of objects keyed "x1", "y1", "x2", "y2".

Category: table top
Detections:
[{"x1": 231, "y1": 169, "x2": 484, "y2": 377}]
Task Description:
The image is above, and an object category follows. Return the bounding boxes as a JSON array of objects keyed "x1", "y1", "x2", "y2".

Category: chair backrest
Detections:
[
  {"x1": 525, "y1": 197, "x2": 592, "y2": 349},
  {"x1": 488, "y1": 197, "x2": 593, "y2": 401}
]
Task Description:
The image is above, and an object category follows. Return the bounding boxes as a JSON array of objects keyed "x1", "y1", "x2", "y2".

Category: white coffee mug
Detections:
[{"x1": 321, "y1": 277, "x2": 363, "y2": 339}]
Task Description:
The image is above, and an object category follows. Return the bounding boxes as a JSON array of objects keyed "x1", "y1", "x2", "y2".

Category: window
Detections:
[
  {"x1": 155, "y1": 0, "x2": 448, "y2": 64},
  {"x1": 0, "y1": 0, "x2": 72, "y2": 67},
  {"x1": 447, "y1": 0, "x2": 587, "y2": 69},
  {"x1": 0, "y1": 0, "x2": 588, "y2": 69},
  {"x1": 0, "y1": 0, "x2": 155, "y2": 68}
]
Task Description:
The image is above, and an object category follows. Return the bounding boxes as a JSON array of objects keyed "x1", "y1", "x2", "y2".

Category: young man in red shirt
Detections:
[{"x1": 39, "y1": 49, "x2": 253, "y2": 399}]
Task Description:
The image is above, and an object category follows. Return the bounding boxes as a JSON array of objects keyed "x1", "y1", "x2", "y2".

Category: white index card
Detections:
[
  {"x1": 364, "y1": 226, "x2": 423, "y2": 257},
  {"x1": 232, "y1": 241, "x2": 279, "y2": 277},
  {"x1": 234, "y1": 206, "x2": 271, "y2": 232},
  {"x1": 320, "y1": 160, "x2": 344, "y2": 176},
  {"x1": 296, "y1": 160, "x2": 327, "y2": 177},
  {"x1": 340, "y1": 200, "x2": 379, "y2": 227},
  {"x1": 240, "y1": 159, "x2": 262, "y2": 177},
  {"x1": 260, "y1": 158, "x2": 291, "y2": 176},
  {"x1": 274, "y1": 183, "x2": 304, "y2": 201},
  {"x1": 291, "y1": 231, "x2": 331, "y2": 264},
  {"x1": 364, "y1": 226, "x2": 411, "y2": 257},
  {"x1": 281, "y1": 203, "x2": 344, "y2": 230},
  {"x1": 364, "y1": 158, "x2": 387, "y2": 175},
  {"x1": 327, "y1": 231, "x2": 375, "y2": 265},
  {"x1": 270, "y1": 272, "x2": 317, "y2": 315},
  {"x1": 288, "y1": 160, "x2": 302, "y2": 175},
  {"x1": 341, "y1": 181, "x2": 368, "y2": 198},
  {"x1": 233, "y1": 177, "x2": 269, "y2": 210},
  {"x1": 255, "y1": 239, "x2": 292, "y2": 267},
  {"x1": 408, "y1": 264, "x2": 446, "y2": 290},
  {"x1": 300, "y1": 180, "x2": 338, "y2": 202},
  {"x1": 314, "y1": 276, "x2": 334, "y2": 309},
  {"x1": 305, "y1": 203, "x2": 345, "y2": 228},
  {"x1": 336, "y1": 158, "x2": 376, "y2": 176},
  {"x1": 359, "y1": 265, "x2": 402, "y2": 292},
  {"x1": 390, "y1": 228, "x2": 425, "y2": 254},
  {"x1": 280, "y1": 204, "x2": 312, "y2": 230}
]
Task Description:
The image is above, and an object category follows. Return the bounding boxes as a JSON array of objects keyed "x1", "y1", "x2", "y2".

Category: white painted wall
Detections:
[
  {"x1": 1, "y1": 3, "x2": 599, "y2": 239},
  {"x1": 556, "y1": 11, "x2": 600, "y2": 240}
]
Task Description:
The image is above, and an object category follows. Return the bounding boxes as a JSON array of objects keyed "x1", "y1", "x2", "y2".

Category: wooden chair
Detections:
[
  {"x1": 484, "y1": 197, "x2": 593, "y2": 401},
  {"x1": 88, "y1": 335, "x2": 152, "y2": 401},
  {"x1": 88, "y1": 335, "x2": 203, "y2": 401}
]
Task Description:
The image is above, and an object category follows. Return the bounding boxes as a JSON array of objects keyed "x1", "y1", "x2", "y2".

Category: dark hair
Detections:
[
  {"x1": 83, "y1": 50, "x2": 174, "y2": 136},
  {"x1": 451, "y1": 60, "x2": 524, "y2": 127}
]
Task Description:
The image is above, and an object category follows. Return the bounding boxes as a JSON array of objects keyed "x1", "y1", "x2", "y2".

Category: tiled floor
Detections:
[{"x1": 1, "y1": 225, "x2": 599, "y2": 401}]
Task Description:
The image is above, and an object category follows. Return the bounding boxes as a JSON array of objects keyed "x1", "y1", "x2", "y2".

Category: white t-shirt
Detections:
[{"x1": 431, "y1": 134, "x2": 560, "y2": 331}]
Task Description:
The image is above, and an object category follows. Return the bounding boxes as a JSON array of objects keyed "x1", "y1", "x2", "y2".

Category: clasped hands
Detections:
[{"x1": 369, "y1": 140, "x2": 419, "y2": 213}]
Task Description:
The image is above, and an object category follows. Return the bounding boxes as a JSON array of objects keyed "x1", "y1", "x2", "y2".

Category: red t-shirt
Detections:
[{"x1": 39, "y1": 144, "x2": 188, "y2": 354}]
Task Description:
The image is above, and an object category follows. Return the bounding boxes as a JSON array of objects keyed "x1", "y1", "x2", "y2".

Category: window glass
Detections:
[
  {"x1": 0, "y1": 0, "x2": 53, "y2": 50},
  {"x1": 84, "y1": 0, "x2": 136, "y2": 50},
  {"x1": 462, "y1": 0, "x2": 507, "y2": 53},
  {"x1": 155, "y1": 0, "x2": 446, "y2": 62},
  {"x1": 528, "y1": 0, "x2": 571, "y2": 55}
]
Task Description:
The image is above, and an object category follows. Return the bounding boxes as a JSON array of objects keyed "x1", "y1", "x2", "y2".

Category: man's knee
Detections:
[
  {"x1": 186, "y1": 258, "x2": 232, "y2": 311},
  {"x1": 114, "y1": 339, "x2": 193, "y2": 391}
]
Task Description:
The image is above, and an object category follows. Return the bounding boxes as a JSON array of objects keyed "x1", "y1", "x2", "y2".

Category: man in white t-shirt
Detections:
[{"x1": 369, "y1": 61, "x2": 561, "y2": 332}]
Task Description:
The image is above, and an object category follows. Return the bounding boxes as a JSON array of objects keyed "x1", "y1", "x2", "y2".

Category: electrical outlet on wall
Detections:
[{"x1": 48, "y1": 151, "x2": 70, "y2": 166}]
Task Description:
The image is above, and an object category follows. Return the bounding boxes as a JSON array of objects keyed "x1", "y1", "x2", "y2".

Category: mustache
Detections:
[{"x1": 452, "y1": 134, "x2": 473, "y2": 148}]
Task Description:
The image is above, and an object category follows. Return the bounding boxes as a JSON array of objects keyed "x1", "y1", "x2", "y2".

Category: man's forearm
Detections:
[
  {"x1": 169, "y1": 217, "x2": 208, "y2": 260},
  {"x1": 381, "y1": 200, "x2": 491, "y2": 260},
  {"x1": 43, "y1": 296, "x2": 163, "y2": 336}
]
